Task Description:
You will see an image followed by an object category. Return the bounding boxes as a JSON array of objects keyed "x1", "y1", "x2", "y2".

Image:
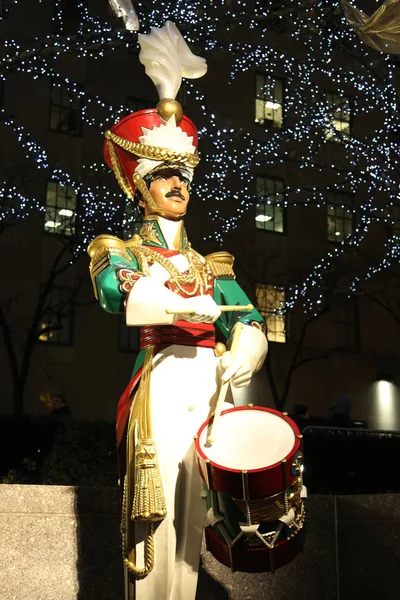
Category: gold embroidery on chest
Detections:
[
  {"x1": 139, "y1": 222, "x2": 164, "y2": 247},
  {"x1": 129, "y1": 246, "x2": 213, "y2": 297}
]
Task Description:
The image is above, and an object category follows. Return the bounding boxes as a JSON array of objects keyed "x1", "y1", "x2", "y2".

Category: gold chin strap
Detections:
[
  {"x1": 106, "y1": 139, "x2": 134, "y2": 200},
  {"x1": 133, "y1": 172, "x2": 186, "y2": 221}
]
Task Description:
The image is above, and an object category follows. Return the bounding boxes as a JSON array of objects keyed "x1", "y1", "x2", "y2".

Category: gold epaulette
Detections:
[
  {"x1": 205, "y1": 251, "x2": 236, "y2": 279},
  {"x1": 87, "y1": 234, "x2": 133, "y2": 299}
]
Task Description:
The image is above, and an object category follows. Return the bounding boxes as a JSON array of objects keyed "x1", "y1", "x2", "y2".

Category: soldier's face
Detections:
[{"x1": 145, "y1": 168, "x2": 190, "y2": 218}]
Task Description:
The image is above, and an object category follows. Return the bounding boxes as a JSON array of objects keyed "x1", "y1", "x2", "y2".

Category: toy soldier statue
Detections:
[{"x1": 88, "y1": 21, "x2": 268, "y2": 600}]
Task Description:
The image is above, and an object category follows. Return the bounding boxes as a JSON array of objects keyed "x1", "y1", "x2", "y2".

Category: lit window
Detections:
[
  {"x1": 325, "y1": 93, "x2": 351, "y2": 143},
  {"x1": 255, "y1": 74, "x2": 283, "y2": 128},
  {"x1": 331, "y1": 295, "x2": 358, "y2": 351},
  {"x1": 255, "y1": 283, "x2": 286, "y2": 343},
  {"x1": 126, "y1": 97, "x2": 149, "y2": 113},
  {"x1": 45, "y1": 181, "x2": 77, "y2": 236},
  {"x1": 38, "y1": 287, "x2": 74, "y2": 346},
  {"x1": 327, "y1": 191, "x2": 353, "y2": 242},
  {"x1": 119, "y1": 314, "x2": 139, "y2": 352},
  {"x1": 255, "y1": 177, "x2": 285, "y2": 233},
  {"x1": 50, "y1": 82, "x2": 82, "y2": 135}
]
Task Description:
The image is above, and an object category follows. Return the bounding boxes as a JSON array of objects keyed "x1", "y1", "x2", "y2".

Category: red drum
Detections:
[
  {"x1": 195, "y1": 406, "x2": 306, "y2": 573},
  {"x1": 195, "y1": 406, "x2": 303, "y2": 500},
  {"x1": 205, "y1": 509, "x2": 306, "y2": 573}
]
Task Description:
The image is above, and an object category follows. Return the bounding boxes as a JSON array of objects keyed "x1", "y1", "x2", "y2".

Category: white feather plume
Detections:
[
  {"x1": 108, "y1": 0, "x2": 139, "y2": 32},
  {"x1": 138, "y1": 21, "x2": 207, "y2": 100},
  {"x1": 342, "y1": 0, "x2": 400, "y2": 54}
]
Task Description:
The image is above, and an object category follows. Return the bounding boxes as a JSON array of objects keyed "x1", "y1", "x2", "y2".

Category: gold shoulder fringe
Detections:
[
  {"x1": 205, "y1": 251, "x2": 236, "y2": 279},
  {"x1": 88, "y1": 234, "x2": 132, "y2": 299}
]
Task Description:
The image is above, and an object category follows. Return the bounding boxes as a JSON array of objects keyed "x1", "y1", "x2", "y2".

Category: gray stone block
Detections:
[
  {"x1": 3, "y1": 486, "x2": 400, "y2": 600},
  {"x1": 0, "y1": 485, "x2": 123, "y2": 600}
]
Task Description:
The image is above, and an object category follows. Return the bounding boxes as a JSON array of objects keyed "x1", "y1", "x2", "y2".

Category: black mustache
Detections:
[{"x1": 165, "y1": 189, "x2": 185, "y2": 201}]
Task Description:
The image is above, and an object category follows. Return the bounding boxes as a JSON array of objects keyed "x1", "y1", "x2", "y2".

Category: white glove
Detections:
[
  {"x1": 220, "y1": 323, "x2": 268, "y2": 388},
  {"x1": 173, "y1": 294, "x2": 221, "y2": 324}
]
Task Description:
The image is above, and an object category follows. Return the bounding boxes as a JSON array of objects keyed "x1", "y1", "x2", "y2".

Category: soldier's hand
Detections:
[
  {"x1": 174, "y1": 295, "x2": 221, "y2": 324},
  {"x1": 220, "y1": 351, "x2": 252, "y2": 388},
  {"x1": 219, "y1": 323, "x2": 268, "y2": 388}
]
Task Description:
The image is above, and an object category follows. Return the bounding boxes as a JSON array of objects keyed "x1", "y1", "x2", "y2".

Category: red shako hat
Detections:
[{"x1": 104, "y1": 107, "x2": 199, "y2": 198}]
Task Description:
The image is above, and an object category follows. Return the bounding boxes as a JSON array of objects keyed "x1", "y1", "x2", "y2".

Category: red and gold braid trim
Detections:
[
  {"x1": 105, "y1": 130, "x2": 199, "y2": 168},
  {"x1": 116, "y1": 268, "x2": 143, "y2": 294}
]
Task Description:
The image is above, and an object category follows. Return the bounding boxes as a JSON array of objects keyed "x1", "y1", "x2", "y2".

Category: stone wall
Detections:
[{"x1": 1, "y1": 485, "x2": 399, "y2": 599}]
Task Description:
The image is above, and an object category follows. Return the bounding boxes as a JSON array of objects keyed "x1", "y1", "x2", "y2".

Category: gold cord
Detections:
[
  {"x1": 120, "y1": 346, "x2": 167, "y2": 581},
  {"x1": 121, "y1": 475, "x2": 155, "y2": 578},
  {"x1": 105, "y1": 130, "x2": 199, "y2": 168},
  {"x1": 129, "y1": 245, "x2": 211, "y2": 297}
]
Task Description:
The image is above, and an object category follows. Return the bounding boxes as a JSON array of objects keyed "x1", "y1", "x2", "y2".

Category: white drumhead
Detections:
[{"x1": 199, "y1": 408, "x2": 296, "y2": 471}]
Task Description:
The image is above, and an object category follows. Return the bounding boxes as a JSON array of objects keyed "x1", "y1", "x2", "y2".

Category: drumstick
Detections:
[
  {"x1": 165, "y1": 304, "x2": 253, "y2": 315},
  {"x1": 207, "y1": 322, "x2": 243, "y2": 444}
]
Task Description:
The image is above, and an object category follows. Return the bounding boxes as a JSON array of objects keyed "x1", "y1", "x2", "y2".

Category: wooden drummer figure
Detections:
[{"x1": 88, "y1": 21, "x2": 268, "y2": 600}]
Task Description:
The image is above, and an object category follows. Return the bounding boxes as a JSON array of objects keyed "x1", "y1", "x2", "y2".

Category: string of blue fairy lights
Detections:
[{"x1": 1, "y1": 0, "x2": 399, "y2": 316}]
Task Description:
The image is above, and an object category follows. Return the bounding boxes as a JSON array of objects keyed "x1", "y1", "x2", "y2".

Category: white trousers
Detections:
[{"x1": 133, "y1": 345, "x2": 223, "y2": 600}]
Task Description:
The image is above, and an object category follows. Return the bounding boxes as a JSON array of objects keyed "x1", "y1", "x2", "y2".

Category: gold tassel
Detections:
[
  {"x1": 131, "y1": 346, "x2": 167, "y2": 522},
  {"x1": 132, "y1": 437, "x2": 167, "y2": 521},
  {"x1": 121, "y1": 345, "x2": 167, "y2": 580}
]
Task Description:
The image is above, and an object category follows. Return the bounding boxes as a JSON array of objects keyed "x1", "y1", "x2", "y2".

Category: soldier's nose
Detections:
[{"x1": 170, "y1": 176, "x2": 182, "y2": 188}]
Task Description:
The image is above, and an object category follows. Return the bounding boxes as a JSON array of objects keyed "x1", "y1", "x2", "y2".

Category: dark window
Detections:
[
  {"x1": 391, "y1": 202, "x2": 400, "y2": 237},
  {"x1": 55, "y1": 0, "x2": 87, "y2": 35},
  {"x1": 50, "y1": 82, "x2": 82, "y2": 135},
  {"x1": 255, "y1": 73, "x2": 283, "y2": 128},
  {"x1": 119, "y1": 314, "x2": 139, "y2": 352},
  {"x1": 0, "y1": 78, "x2": 4, "y2": 108},
  {"x1": 38, "y1": 286, "x2": 74, "y2": 345},
  {"x1": 325, "y1": 93, "x2": 351, "y2": 143},
  {"x1": 327, "y1": 191, "x2": 354, "y2": 242},
  {"x1": 332, "y1": 295, "x2": 358, "y2": 351},
  {"x1": 255, "y1": 176, "x2": 285, "y2": 233},
  {"x1": 255, "y1": 283, "x2": 286, "y2": 343},
  {"x1": 44, "y1": 181, "x2": 77, "y2": 236}
]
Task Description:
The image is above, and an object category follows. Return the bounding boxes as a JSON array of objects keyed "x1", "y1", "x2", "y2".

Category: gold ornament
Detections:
[
  {"x1": 157, "y1": 98, "x2": 183, "y2": 123},
  {"x1": 214, "y1": 342, "x2": 227, "y2": 357}
]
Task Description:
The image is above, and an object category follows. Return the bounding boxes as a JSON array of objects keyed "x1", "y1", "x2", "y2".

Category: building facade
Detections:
[{"x1": 1, "y1": 0, "x2": 400, "y2": 430}]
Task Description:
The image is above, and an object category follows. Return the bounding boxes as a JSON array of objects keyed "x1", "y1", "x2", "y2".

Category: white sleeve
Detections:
[{"x1": 125, "y1": 277, "x2": 186, "y2": 326}]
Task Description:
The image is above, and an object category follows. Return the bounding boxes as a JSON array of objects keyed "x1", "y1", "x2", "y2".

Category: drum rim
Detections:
[{"x1": 195, "y1": 405, "x2": 301, "y2": 475}]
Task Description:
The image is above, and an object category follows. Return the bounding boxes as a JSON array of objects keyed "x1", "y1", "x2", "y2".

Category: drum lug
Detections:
[
  {"x1": 241, "y1": 469, "x2": 249, "y2": 501},
  {"x1": 215, "y1": 522, "x2": 244, "y2": 573},
  {"x1": 205, "y1": 459, "x2": 214, "y2": 491},
  {"x1": 280, "y1": 459, "x2": 290, "y2": 515}
]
